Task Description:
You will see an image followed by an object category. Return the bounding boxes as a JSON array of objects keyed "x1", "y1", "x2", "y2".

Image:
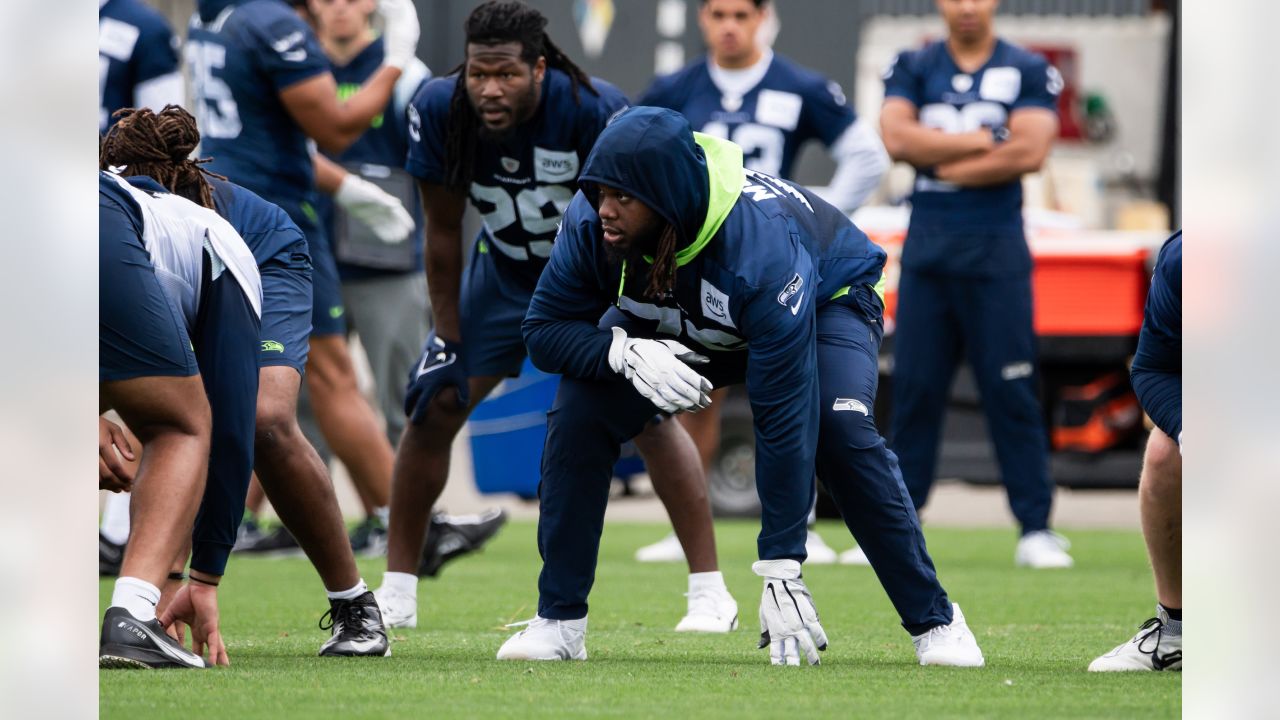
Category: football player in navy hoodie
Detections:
[{"x1": 496, "y1": 107, "x2": 984, "y2": 668}]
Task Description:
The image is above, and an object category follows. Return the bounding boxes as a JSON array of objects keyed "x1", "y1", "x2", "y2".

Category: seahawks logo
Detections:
[{"x1": 777, "y1": 274, "x2": 804, "y2": 306}]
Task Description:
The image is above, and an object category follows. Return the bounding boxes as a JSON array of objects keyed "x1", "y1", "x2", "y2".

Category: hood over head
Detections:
[{"x1": 579, "y1": 107, "x2": 744, "y2": 262}]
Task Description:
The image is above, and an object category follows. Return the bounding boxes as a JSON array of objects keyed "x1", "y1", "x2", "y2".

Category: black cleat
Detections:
[
  {"x1": 99, "y1": 533, "x2": 125, "y2": 577},
  {"x1": 99, "y1": 607, "x2": 205, "y2": 669},
  {"x1": 318, "y1": 591, "x2": 390, "y2": 657},
  {"x1": 233, "y1": 524, "x2": 302, "y2": 556},
  {"x1": 417, "y1": 508, "x2": 508, "y2": 578},
  {"x1": 349, "y1": 516, "x2": 388, "y2": 557}
]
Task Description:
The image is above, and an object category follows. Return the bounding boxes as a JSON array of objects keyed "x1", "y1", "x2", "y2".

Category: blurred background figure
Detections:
[
  {"x1": 309, "y1": 0, "x2": 432, "y2": 555},
  {"x1": 632, "y1": 0, "x2": 890, "y2": 566},
  {"x1": 873, "y1": 0, "x2": 1071, "y2": 568}
]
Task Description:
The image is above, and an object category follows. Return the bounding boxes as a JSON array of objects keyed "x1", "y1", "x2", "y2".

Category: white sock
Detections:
[
  {"x1": 382, "y1": 571, "x2": 418, "y2": 598},
  {"x1": 111, "y1": 576, "x2": 160, "y2": 622},
  {"x1": 373, "y1": 506, "x2": 390, "y2": 526},
  {"x1": 100, "y1": 492, "x2": 132, "y2": 545},
  {"x1": 688, "y1": 571, "x2": 726, "y2": 594},
  {"x1": 326, "y1": 578, "x2": 368, "y2": 601}
]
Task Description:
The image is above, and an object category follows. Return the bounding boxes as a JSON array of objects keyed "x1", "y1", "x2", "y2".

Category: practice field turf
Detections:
[{"x1": 99, "y1": 520, "x2": 1180, "y2": 719}]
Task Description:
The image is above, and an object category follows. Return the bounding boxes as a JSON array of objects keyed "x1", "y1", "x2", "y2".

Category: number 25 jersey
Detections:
[{"x1": 405, "y1": 68, "x2": 628, "y2": 287}]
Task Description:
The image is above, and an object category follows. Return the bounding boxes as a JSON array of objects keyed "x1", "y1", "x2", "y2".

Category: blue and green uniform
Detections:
[
  {"x1": 189, "y1": 0, "x2": 346, "y2": 335},
  {"x1": 404, "y1": 67, "x2": 628, "y2": 377},
  {"x1": 882, "y1": 39, "x2": 1062, "y2": 533},
  {"x1": 99, "y1": 0, "x2": 180, "y2": 132},
  {"x1": 522, "y1": 107, "x2": 952, "y2": 635}
]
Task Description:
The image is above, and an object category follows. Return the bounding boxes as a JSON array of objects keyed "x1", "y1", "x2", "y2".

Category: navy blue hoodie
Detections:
[{"x1": 523, "y1": 107, "x2": 887, "y2": 504}]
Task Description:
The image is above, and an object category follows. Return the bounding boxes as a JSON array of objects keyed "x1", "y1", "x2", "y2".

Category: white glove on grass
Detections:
[{"x1": 753, "y1": 559, "x2": 828, "y2": 666}]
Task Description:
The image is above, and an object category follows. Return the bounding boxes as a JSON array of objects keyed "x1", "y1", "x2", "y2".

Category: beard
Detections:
[
  {"x1": 603, "y1": 227, "x2": 660, "y2": 267},
  {"x1": 475, "y1": 86, "x2": 539, "y2": 142}
]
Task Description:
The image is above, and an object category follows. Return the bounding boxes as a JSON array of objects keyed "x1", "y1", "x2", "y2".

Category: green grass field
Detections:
[{"x1": 99, "y1": 520, "x2": 1180, "y2": 719}]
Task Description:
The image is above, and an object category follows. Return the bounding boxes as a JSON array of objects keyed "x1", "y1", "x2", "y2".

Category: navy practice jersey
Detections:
[
  {"x1": 207, "y1": 177, "x2": 308, "y2": 268},
  {"x1": 99, "y1": 0, "x2": 181, "y2": 132},
  {"x1": 320, "y1": 38, "x2": 430, "y2": 279},
  {"x1": 884, "y1": 39, "x2": 1061, "y2": 276},
  {"x1": 189, "y1": 0, "x2": 330, "y2": 204},
  {"x1": 1131, "y1": 231, "x2": 1182, "y2": 444},
  {"x1": 406, "y1": 67, "x2": 628, "y2": 286},
  {"x1": 637, "y1": 52, "x2": 855, "y2": 180}
]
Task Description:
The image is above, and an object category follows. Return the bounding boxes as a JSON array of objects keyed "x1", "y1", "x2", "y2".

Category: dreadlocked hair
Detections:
[
  {"x1": 644, "y1": 225, "x2": 680, "y2": 299},
  {"x1": 443, "y1": 1, "x2": 597, "y2": 192},
  {"x1": 100, "y1": 105, "x2": 224, "y2": 210}
]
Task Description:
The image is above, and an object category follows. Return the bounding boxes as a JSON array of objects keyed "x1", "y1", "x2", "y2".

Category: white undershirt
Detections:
[{"x1": 706, "y1": 49, "x2": 774, "y2": 106}]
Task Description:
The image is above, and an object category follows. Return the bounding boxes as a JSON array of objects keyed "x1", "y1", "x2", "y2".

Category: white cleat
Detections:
[
  {"x1": 838, "y1": 544, "x2": 871, "y2": 566},
  {"x1": 635, "y1": 533, "x2": 686, "y2": 563},
  {"x1": 805, "y1": 530, "x2": 838, "y2": 564},
  {"x1": 1089, "y1": 607, "x2": 1182, "y2": 672},
  {"x1": 675, "y1": 586, "x2": 739, "y2": 633},
  {"x1": 373, "y1": 586, "x2": 418, "y2": 629},
  {"x1": 913, "y1": 603, "x2": 985, "y2": 667},
  {"x1": 496, "y1": 615, "x2": 587, "y2": 661},
  {"x1": 1015, "y1": 530, "x2": 1075, "y2": 569}
]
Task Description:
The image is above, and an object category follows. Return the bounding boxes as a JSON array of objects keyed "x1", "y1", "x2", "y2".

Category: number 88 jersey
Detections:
[
  {"x1": 883, "y1": 38, "x2": 1062, "y2": 239},
  {"x1": 406, "y1": 68, "x2": 628, "y2": 287}
]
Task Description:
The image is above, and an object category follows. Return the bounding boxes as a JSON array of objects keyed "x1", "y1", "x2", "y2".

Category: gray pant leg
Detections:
[{"x1": 341, "y1": 273, "x2": 432, "y2": 446}]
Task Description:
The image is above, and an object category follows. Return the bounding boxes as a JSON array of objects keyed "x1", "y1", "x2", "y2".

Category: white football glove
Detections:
[
  {"x1": 753, "y1": 559, "x2": 828, "y2": 666},
  {"x1": 607, "y1": 326, "x2": 713, "y2": 414},
  {"x1": 378, "y1": 0, "x2": 421, "y2": 71},
  {"x1": 334, "y1": 173, "x2": 415, "y2": 244}
]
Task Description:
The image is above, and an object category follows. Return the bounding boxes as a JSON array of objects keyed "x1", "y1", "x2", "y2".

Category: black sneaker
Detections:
[
  {"x1": 99, "y1": 533, "x2": 125, "y2": 577},
  {"x1": 232, "y1": 517, "x2": 264, "y2": 552},
  {"x1": 418, "y1": 508, "x2": 507, "y2": 578},
  {"x1": 99, "y1": 607, "x2": 205, "y2": 669},
  {"x1": 234, "y1": 524, "x2": 301, "y2": 555},
  {"x1": 317, "y1": 591, "x2": 390, "y2": 657},
  {"x1": 349, "y1": 516, "x2": 388, "y2": 557}
]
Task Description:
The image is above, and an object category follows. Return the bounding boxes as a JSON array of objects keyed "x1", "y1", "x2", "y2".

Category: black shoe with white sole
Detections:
[
  {"x1": 99, "y1": 607, "x2": 205, "y2": 669},
  {"x1": 317, "y1": 591, "x2": 390, "y2": 657},
  {"x1": 418, "y1": 508, "x2": 508, "y2": 578}
]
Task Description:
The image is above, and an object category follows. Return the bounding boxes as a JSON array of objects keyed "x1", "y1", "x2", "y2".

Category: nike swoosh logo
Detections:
[
  {"x1": 126, "y1": 618, "x2": 204, "y2": 667},
  {"x1": 790, "y1": 292, "x2": 805, "y2": 315}
]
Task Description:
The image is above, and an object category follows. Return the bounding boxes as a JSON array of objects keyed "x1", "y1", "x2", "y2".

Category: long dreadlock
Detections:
[
  {"x1": 443, "y1": 1, "x2": 597, "y2": 193},
  {"x1": 100, "y1": 105, "x2": 224, "y2": 210},
  {"x1": 644, "y1": 225, "x2": 680, "y2": 299}
]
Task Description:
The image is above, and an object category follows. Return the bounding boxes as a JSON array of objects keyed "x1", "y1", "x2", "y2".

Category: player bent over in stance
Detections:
[
  {"x1": 376, "y1": 1, "x2": 736, "y2": 634},
  {"x1": 99, "y1": 170, "x2": 261, "y2": 668},
  {"x1": 1090, "y1": 232, "x2": 1182, "y2": 672},
  {"x1": 498, "y1": 107, "x2": 983, "y2": 667},
  {"x1": 102, "y1": 107, "x2": 388, "y2": 657}
]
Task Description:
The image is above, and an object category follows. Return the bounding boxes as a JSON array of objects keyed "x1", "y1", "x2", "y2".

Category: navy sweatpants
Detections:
[
  {"x1": 536, "y1": 291, "x2": 952, "y2": 635},
  {"x1": 889, "y1": 269, "x2": 1052, "y2": 534}
]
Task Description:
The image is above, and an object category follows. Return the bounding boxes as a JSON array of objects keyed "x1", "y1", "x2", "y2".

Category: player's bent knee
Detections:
[
  {"x1": 1141, "y1": 428, "x2": 1181, "y2": 487},
  {"x1": 254, "y1": 401, "x2": 300, "y2": 449}
]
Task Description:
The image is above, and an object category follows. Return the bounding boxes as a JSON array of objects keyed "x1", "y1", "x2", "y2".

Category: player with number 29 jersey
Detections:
[
  {"x1": 883, "y1": 38, "x2": 1061, "y2": 274},
  {"x1": 405, "y1": 67, "x2": 628, "y2": 289}
]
